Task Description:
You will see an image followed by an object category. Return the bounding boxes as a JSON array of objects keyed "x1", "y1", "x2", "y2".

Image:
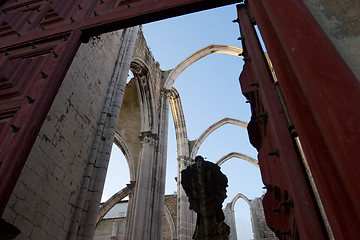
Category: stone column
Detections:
[
  {"x1": 149, "y1": 89, "x2": 171, "y2": 239},
  {"x1": 124, "y1": 131, "x2": 159, "y2": 239},
  {"x1": 177, "y1": 156, "x2": 196, "y2": 240}
]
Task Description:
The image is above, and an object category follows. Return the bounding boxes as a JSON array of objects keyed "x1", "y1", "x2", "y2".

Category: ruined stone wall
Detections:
[
  {"x1": 303, "y1": 0, "x2": 360, "y2": 80},
  {"x1": 133, "y1": 27, "x2": 163, "y2": 114},
  {"x1": 116, "y1": 27, "x2": 163, "y2": 175},
  {"x1": 2, "y1": 30, "x2": 128, "y2": 240},
  {"x1": 250, "y1": 197, "x2": 277, "y2": 240},
  {"x1": 117, "y1": 27, "x2": 169, "y2": 239},
  {"x1": 165, "y1": 194, "x2": 177, "y2": 234}
]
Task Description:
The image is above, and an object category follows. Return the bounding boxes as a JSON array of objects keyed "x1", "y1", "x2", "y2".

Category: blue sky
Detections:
[{"x1": 102, "y1": 4, "x2": 264, "y2": 239}]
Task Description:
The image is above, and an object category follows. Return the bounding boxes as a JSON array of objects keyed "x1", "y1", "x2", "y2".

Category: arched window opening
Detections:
[
  {"x1": 165, "y1": 112, "x2": 178, "y2": 195},
  {"x1": 126, "y1": 69, "x2": 134, "y2": 83},
  {"x1": 101, "y1": 144, "x2": 130, "y2": 202},
  {"x1": 234, "y1": 200, "x2": 253, "y2": 240},
  {"x1": 221, "y1": 158, "x2": 264, "y2": 240}
]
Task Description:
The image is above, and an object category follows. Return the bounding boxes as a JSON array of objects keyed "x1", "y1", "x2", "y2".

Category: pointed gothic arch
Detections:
[
  {"x1": 230, "y1": 192, "x2": 251, "y2": 211},
  {"x1": 216, "y1": 152, "x2": 258, "y2": 168},
  {"x1": 169, "y1": 87, "x2": 190, "y2": 158},
  {"x1": 113, "y1": 132, "x2": 136, "y2": 182},
  {"x1": 190, "y1": 118, "x2": 248, "y2": 159},
  {"x1": 96, "y1": 186, "x2": 131, "y2": 225},
  {"x1": 130, "y1": 58, "x2": 157, "y2": 132},
  {"x1": 164, "y1": 44, "x2": 243, "y2": 90},
  {"x1": 164, "y1": 204, "x2": 177, "y2": 240}
]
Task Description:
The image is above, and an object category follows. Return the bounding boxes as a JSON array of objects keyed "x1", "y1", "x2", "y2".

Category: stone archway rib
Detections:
[
  {"x1": 216, "y1": 152, "x2": 258, "y2": 168},
  {"x1": 230, "y1": 193, "x2": 251, "y2": 211},
  {"x1": 114, "y1": 131, "x2": 136, "y2": 182},
  {"x1": 164, "y1": 44, "x2": 243, "y2": 90},
  {"x1": 190, "y1": 118, "x2": 248, "y2": 159},
  {"x1": 130, "y1": 58, "x2": 157, "y2": 132},
  {"x1": 164, "y1": 204, "x2": 177, "y2": 240},
  {"x1": 96, "y1": 186, "x2": 130, "y2": 225},
  {"x1": 169, "y1": 87, "x2": 190, "y2": 158}
]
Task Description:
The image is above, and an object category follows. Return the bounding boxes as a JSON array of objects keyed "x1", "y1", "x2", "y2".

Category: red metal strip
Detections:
[{"x1": 237, "y1": 4, "x2": 325, "y2": 239}]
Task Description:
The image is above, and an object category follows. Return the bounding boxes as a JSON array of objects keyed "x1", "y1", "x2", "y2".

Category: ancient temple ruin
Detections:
[{"x1": 0, "y1": 0, "x2": 359, "y2": 239}]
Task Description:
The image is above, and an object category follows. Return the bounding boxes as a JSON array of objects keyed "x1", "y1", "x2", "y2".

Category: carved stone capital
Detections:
[
  {"x1": 177, "y1": 156, "x2": 194, "y2": 166},
  {"x1": 160, "y1": 88, "x2": 172, "y2": 99},
  {"x1": 130, "y1": 61, "x2": 147, "y2": 77},
  {"x1": 139, "y1": 131, "x2": 158, "y2": 145},
  {"x1": 126, "y1": 181, "x2": 136, "y2": 190},
  {"x1": 126, "y1": 181, "x2": 136, "y2": 194}
]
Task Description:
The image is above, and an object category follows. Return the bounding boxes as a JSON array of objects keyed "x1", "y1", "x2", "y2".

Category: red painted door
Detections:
[
  {"x1": 237, "y1": 1, "x2": 360, "y2": 238},
  {"x1": 236, "y1": 4, "x2": 326, "y2": 238}
]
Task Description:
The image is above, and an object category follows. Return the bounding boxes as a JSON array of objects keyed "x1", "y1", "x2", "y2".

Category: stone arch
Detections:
[
  {"x1": 164, "y1": 204, "x2": 177, "y2": 240},
  {"x1": 216, "y1": 152, "x2": 258, "y2": 168},
  {"x1": 96, "y1": 186, "x2": 131, "y2": 225},
  {"x1": 169, "y1": 87, "x2": 189, "y2": 158},
  {"x1": 130, "y1": 58, "x2": 156, "y2": 132},
  {"x1": 230, "y1": 193, "x2": 251, "y2": 211},
  {"x1": 224, "y1": 192, "x2": 253, "y2": 240},
  {"x1": 164, "y1": 44, "x2": 243, "y2": 90},
  {"x1": 190, "y1": 118, "x2": 248, "y2": 159},
  {"x1": 96, "y1": 186, "x2": 176, "y2": 239},
  {"x1": 166, "y1": 46, "x2": 245, "y2": 237},
  {"x1": 113, "y1": 131, "x2": 136, "y2": 182}
]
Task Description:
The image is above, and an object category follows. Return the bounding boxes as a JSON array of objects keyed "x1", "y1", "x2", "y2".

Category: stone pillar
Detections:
[
  {"x1": 67, "y1": 26, "x2": 139, "y2": 240},
  {"x1": 149, "y1": 89, "x2": 171, "y2": 239},
  {"x1": 177, "y1": 156, "x2": 196, "y2": 240},
  {"x1": 124, "y1": 131, "x2": 160, "y2": 239},
  {"x1": 223, "y1": 203, "x2": 237, "y2": 240}
]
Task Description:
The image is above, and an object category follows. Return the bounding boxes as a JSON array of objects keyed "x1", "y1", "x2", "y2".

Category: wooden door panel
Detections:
[
  {"x1": 0, "y1": 30, "x2": 82, "y2": 213},
  {"x1": 236, "y1": 4, "x2": 326, "y2": 239}
]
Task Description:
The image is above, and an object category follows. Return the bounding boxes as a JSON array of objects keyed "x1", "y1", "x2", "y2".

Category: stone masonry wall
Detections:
[
  {"x1": 93, "y1": 218, "x2": 127, "y2": 240},
  {"x1": 133, "y1": 27, "x2": 163, "y2": 114},
  {"x1": 303, "y1": 0, "x2": 360, "y2": 80},
  {"x1": 3, "y1": 30, "x2": 126, "y2": 240},
  {"x1": 250, "y1": 197, "x2": 277, "y2": 240}
]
